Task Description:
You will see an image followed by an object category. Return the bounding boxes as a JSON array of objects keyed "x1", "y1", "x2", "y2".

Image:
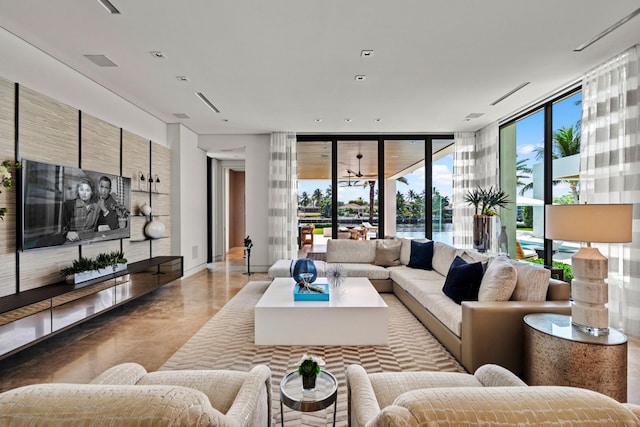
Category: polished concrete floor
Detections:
[{"x1": 0, "y1": 247, "x2": 638, "y2": 405}]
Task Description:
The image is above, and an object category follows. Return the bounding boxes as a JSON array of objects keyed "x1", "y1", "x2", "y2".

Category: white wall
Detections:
[
  {"x1": 169, "y1": 124, "x2": 208, "y2": 277},
  {"x1": 199, "y1": 134, "x2": 270, "y2": 271}
]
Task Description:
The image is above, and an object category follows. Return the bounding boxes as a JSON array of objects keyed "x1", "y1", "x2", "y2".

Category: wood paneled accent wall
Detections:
[
  {"x1": 0, "y1": 77, "x2": 172, "y2": 297},
  {"x1": 0, "y1": 78, "x2": 16, "y2": 297}
]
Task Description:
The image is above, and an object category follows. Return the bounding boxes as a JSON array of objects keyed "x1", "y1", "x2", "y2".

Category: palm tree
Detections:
[
  {"x1": 312, "y1": 188, "x2": 323, "y2": 207},
  {"x1": 299, "y1": 191, "x2": 310, "y2": 206},
  {"x1": 516, "y1": 158, "x2": 533, "y2": 196},
  {"x1": 533, "y1": 125, "x2": 580, "y2": 203}
]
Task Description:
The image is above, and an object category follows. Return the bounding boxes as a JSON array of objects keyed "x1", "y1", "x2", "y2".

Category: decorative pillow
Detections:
[
  {"x1": 509, "y1": 260, "x2": 551, "y2": 302},
  {"x1": 442, "y1": 256, "x2": 484, "y2": 304},
  {"x1": 399, "y1": 238, "x2": 429, "y2": 266},
  {"x1": 477, "y1": 256, "x2": 517, "y2": 301},
  {"x1": 407, "y1": 240, "x2": 434, "y2": 270},
  {"x1": 432, "y1": 242, "x2": 459, "y2": 276},
  {"x1": 373, "y1": 240, "x2": 402, "y2": 267}
]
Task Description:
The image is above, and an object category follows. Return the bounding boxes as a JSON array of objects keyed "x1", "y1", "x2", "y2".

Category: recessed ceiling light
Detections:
[
  {"x1": 344, "y1": 118, "x2": 352, "y2": 122},
  {"x1": 355, "y1": 75, "x2": 366, "y2": 81},
  {"x1": 222, "y1": 119, "x2": 229, "y2": 122},
  {"x1": 149, "y1": 51, "x2": 167, "y2": 59},
  {"x1": 172, "y1": 113, "x2": 190, "y2": 119},
  {"x1": 361, "y1": 50, "x2": 374, "y2": 57},
  {"x1": 176, "y1": 76, "x2": 189, "y2": 82},
  {"x1": 83, "y1": 54, "x2": 118, "y2": 67},
  {"x1": 97, "y1": 0, "x2": 120, "y2": 14},
  {"x1": 314, "y1": 118, "x2": 322, "y2": 123},
  {"x1": 374, "y1": 118, "x2": 382, "y2": 123}
]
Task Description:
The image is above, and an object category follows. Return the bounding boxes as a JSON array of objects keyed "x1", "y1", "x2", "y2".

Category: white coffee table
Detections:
[{"x1": 255, "y1": 277, "x2": 388, "y2": 345}]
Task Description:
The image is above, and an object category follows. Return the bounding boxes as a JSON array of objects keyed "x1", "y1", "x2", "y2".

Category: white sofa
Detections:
[
  {"x1": 269, "y1": 238, "x2": 571, "y2": 376},
  {"x1": 346, "y1": 363, "x2": 640, "y2": 427},
  {"x1": 0, "y1": 363, "x2": 272, "y2": 426}
]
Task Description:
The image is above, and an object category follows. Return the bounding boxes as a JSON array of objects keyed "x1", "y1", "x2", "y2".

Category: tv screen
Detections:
[{"x1": 21, "y1": 159, "x2": 131, "y2": 250}]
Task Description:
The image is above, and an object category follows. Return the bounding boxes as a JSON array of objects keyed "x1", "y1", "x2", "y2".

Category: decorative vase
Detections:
[
  {"x1": 498, "y1": 225, "x2": 509, "y2": 255},
  {"x1": 144, "y1": 217, "x2": 165, "y2": 239},
  {"x1": 302, "y1": 374, "x2": 317, "y2": 391},
  {"x1": 291, "y1": 258, "x2": 317, "y2": 284},
  {"x1": 472, "y1": 215, "x2": 493, "y2": 253},
  {"x1": 139, "y1": 203, "x2": 152, "y2": 216}
]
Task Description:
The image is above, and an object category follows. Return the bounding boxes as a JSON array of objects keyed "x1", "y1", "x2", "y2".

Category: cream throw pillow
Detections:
[
  {"x1": 374, "y1": 240, "x2": 402, "y2": 267},
  {"x1": 478, "y1": 256, "x2": 517, "y2": 301},
  {"x1": 509, "y1": 260, "x2": 551, "y2": 301}
]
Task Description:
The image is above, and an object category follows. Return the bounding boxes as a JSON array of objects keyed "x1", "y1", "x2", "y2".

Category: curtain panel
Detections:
[
  {"x1": 580, "y1": 44, "x2": 640, "y2": 335},
  {"x1": 452, "y1": 123, "x2": 500, "y2": 248},
  {"x1": 268, "y1": 132, "x2": 298, "y2": 264}
]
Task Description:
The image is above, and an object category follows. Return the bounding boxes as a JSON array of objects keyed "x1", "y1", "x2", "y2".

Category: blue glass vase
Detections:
[{"x1": 291, "y1": 259, "x2": 317, "y2": 284}]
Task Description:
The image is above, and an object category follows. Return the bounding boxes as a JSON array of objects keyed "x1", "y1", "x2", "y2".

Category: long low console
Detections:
[{"x1": 0, "y1": 256, "x2": 183, "y2": 360}]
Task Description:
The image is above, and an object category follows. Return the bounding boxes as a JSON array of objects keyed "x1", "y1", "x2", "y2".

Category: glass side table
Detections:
[{"x1": 280, "y1": 369, "x2": 338, "y2": 426}]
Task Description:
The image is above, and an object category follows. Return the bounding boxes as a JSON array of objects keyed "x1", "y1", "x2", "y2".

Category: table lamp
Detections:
[{"x1": 545, "y1": 204, "x2": 633, "y2": 335}]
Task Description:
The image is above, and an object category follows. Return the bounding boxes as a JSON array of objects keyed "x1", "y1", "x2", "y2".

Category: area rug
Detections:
[{"x1": 161, "y1": 281, "x2": 464, "y2": 426}]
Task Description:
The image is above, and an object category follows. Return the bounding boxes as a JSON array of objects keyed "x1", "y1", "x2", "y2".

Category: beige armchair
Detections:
[
  {"x1": 0, "y1": 363, "x2": 272, "y2": 427},
  {"x1": 346, "y1": 363, "x2": 640, "y2": 426}
]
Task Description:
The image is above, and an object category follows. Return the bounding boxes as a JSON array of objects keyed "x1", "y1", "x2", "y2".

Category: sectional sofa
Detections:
[{"x1": 268, "y1": 238, "x2": 571, "y2": 376}]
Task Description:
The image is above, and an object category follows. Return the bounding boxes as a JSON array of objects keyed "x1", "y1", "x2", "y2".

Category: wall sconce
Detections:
[
  {"x1": 154, "y1": 174, "x2": 160, "y2": 193},
  {"x1": 148, "y1": 174, "x2": 153, "y2": 191},
  {"x1": 138, "y1": 172, "x2": 145, "y2": 191}
]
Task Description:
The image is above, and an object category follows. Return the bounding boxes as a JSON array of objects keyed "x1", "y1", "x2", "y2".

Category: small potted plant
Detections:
[{"x1": 296, "y1": 354, "x2": 325, "y2": 391}]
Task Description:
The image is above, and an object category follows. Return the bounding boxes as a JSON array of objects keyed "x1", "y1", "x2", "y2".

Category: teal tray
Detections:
[{"x1": 294, "y1": 283, "x2": 329, "y2": 301}]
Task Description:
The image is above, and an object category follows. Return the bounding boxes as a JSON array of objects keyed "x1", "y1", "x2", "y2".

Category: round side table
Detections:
[
  {"x1": 523, "y1": 313, "x2": 627, "y2": 402},
  {"x1": 280, "y1": 369, "x2": 338, "y2": 426}
]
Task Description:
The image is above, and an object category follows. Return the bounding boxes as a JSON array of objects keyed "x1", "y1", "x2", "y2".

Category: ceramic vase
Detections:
[
  {"x1": 144, "y1": 218, "x2": 165, "y2": 239},
  {"x1": 499, "y1": 225, "x2": 509, "y2": 255},
  {"x1": 139, "y1": 203, "x2": 152, "y2": 217}
]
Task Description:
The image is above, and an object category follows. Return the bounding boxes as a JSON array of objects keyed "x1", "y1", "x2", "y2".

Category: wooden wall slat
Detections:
[
  {"x1": 151, "y1": 141, "x2": 171, "y2": 257},
  {"x1": 80, "y1": 113, "x2": 119, "y2": 175},
  {"x1": 0, "y1": 78, "x2": 16, "y2": 297},
  {"x1": 122, "y1": 130, "x2": 151, "y2": 262},
  {"x1": 20, "y1": 246, "x2": 77, "y2": 291},
  {"x1": 19, "y1": 87, "x2": 78, "y2": 167}
]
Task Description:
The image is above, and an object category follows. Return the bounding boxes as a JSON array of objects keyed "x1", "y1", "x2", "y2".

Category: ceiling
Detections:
[{"x1": 1, "y1": 1, "x2": 639, "y2": 138}]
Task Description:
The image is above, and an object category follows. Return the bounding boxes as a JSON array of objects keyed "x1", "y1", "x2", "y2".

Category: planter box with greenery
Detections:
[{"x1": 60, "y1": 251, "x2": 128, "y2": 285}]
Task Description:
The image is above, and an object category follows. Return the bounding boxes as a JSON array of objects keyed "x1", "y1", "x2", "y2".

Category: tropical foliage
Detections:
[
  {"x1": 464, "y1": 186, "x2": 512, "y2": 216},
  {"x1": 60, "y1": 251, "x2": 128, "y2": 277},
  {"x1": 0, "y1": 160, "x2": 21, "y2": 220}
]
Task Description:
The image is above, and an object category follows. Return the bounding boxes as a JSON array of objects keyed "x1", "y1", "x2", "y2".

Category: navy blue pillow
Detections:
[
  {"x1": 407, "y1": 240, "x2": 434, "y2": 270},
  {"x1": 442, "y1": 256, "x2": 484, "y2": 304}
]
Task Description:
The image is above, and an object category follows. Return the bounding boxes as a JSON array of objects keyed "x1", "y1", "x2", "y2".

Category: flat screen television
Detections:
[{"x1": 21, "y1": 159, "x2": 131, "y2": 251}]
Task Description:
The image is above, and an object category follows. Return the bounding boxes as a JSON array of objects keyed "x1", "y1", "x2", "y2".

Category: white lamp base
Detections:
[{"x1": 571, "y1": 246, "x2": 609, "y2": 336}]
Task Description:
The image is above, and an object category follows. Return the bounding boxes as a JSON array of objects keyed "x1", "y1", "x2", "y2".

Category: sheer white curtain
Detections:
[
  {"x1": 580, "y1": 44, "x2": 640, "y2": 335},
  {"x1": 268, "y1": 132, "x2": 298, "y2": 264},
  {"x1": 452, "y1": 132, "x2": 475, "y2": 247},
  {"x1": 452, "y1": 123, "x2": 500, "y2": 247}
]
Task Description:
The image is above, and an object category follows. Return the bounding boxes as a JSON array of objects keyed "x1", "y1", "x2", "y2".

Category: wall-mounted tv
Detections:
[{"x1": 21, "y1": 159, "x2": 131, "y2": 251}]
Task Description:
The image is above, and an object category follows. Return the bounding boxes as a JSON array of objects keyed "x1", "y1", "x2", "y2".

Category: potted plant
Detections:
[
  {"x1": 60, "y1": 251, "x2": 128, "y2": 284},
  {"x1": 296, "y1": 354, "x2": 325, "y2": 391},
  {"x1": 464, "y1": 186, "x2": 511, "y2": 252}
]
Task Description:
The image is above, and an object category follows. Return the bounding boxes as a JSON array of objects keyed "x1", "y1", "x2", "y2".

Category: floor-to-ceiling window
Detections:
[
  {"x1": 500, "y1": 87, "x2": 581, "y2": 279},
  {"x1": 296, "y1": 140, "x2": 332, "y2": 242},
  {"x1": 431, "y1": 139, "x2": 454, "y2": 245}
]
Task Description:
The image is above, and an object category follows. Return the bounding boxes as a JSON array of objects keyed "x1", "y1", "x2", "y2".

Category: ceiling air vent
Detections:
[
  {"x1": 490, "y1": 82, "x2": 530, "y2": 106},
  {"x1": 173, "y1": 113, "x2": 190, "y2": 119},
  {"x1": 83, "y1": 54, "x2": 118, "y2": 67},
  {"x1": 97, "y1": 0, "x2": 120, "y2": 14},
  {"x1": 196, "y1": 92, "x2": 221, "y2": 113}
]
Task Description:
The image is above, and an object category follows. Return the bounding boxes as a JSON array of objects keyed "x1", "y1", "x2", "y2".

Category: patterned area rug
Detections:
[{"x1": 161, "y1": 281, "x2": 464, "y2": 426}]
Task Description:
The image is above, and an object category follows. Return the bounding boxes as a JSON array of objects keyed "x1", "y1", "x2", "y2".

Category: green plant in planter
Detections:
[
  {"x1": 60, "y1": 251, "x2": 127, "y2": 277},
  {"x1": 296, "y1": 354, "x2": 325, "y2": 376},
  {"x1": 465, "y1": 186, "x2": 512, "y2": 216}
]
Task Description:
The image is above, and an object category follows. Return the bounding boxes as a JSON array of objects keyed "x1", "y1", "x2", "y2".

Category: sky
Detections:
[{"x1": 297, "y1": 91, "x2": 581, "y2": 205}]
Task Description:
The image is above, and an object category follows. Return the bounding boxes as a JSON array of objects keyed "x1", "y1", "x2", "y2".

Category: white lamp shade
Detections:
[
  {"x1": 545, "y1": 204, "x2": 633, "y2": 243},
  {"x1": 544, "y1": 204, "x2": 633, "y2": 243}
]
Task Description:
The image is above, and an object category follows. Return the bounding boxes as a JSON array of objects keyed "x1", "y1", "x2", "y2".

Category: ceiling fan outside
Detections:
[{"x1": 346, "y1": 153, "x2": 376, "y2": 178}]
